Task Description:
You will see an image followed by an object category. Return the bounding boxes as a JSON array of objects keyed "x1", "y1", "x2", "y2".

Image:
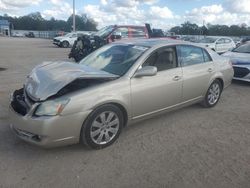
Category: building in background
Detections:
[{"x1": 0, "y1": 20, "x2": 10, "y2": 36}]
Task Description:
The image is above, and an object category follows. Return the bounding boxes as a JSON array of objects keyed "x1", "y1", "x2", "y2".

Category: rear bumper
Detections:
[{"x1": 9, "y1": 102, "x2": 90, "y2": 148}]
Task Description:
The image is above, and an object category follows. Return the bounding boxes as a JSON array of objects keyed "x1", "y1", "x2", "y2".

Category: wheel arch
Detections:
[
  {"x1": 90, "y1": 101, "x2": 129, "y2": 127},
  {"x1": 108, "y1": 102, "x2": 128, "y2": 127},
  {"x1": 215, "y1": 77, "x2": 224, "y2": 89}
]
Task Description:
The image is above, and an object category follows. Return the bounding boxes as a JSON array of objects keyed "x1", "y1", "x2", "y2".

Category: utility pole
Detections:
[{"x1": 73, "y1": 0, "x2": 76, "y2": 32}]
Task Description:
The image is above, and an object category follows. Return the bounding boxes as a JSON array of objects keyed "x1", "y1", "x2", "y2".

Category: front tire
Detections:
[
  {"x1": 81, "y1": 104, "x2": 124, "y2": 149},
  {"x1": 202, "y1": 80, "x2": 222, "y2": 108}
]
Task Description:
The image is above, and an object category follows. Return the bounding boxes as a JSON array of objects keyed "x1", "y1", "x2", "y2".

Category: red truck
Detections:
[
  {"x1": 95, "y1": 23, "x2": 166, "y2": 42},
  {"x1": 69, "y1": 24, "x2": 168, "y2": 61}
]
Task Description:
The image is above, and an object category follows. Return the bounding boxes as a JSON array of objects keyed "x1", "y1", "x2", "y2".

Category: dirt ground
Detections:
[{"x1": 0, "y1": 37, "x2": 250, "y2": 188}]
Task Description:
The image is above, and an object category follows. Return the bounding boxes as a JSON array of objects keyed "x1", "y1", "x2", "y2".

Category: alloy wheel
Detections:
[
  {"x1": 90, "y1": 111, "x2": 120, "y2": 145},
  {"x1": 207, "y1": 82, "x2": 221, "y2": 105}
]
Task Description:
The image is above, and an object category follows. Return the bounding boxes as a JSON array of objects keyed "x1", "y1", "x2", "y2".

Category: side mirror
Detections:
[{"x1": 134, "y1": 66, "x2": 157, "y2": 78}]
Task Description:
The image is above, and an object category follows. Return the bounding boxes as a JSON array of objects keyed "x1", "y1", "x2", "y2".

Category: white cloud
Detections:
[
  {"x1": 224, "y1": 0, "x2": 250, "y2": 14},
  {"x1": 0, "y1": 0, "x2": 42, "y2": 14},
  {"x1": 101, "y1": 0, "x2": 158, "y2": 8},
  {"x1": 185, "y1": 3, "x2": 250, "y2": 26},
  {"x1": 149, "y1": 6, "x2": 174, "y2": 19},
  {"x1": 83, "y1": 1, "x2": 177, "y2": 30},
  {"x1": 188, "y1": 4, "x2": 223, "y2": 15},
  {"x1": 1, "y1": 0, "x2": 42, "y2": 8},
  {"x1": 42, "y1": 0, "x2": 73, "y2": 20}
]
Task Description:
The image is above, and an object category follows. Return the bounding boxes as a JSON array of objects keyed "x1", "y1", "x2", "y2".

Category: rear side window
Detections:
[
  {"x1": 130, "y1": 27, "x2": 147, "y2": 38},
  {"x1": 224, "y1": 38, "x2": 232, "y2": 43},
  {"x1": 114, "y1": 27, "x2": 129, "y2": 38},
  {"x1": 177, "y1": 45, "x2": 205, "y2": 66},
  {"x1": 203, "y1": 49, "x2": 212, "y2": 62},
  {"x1": 77, "y1": 33, "x2": 83, "y2": 37}
]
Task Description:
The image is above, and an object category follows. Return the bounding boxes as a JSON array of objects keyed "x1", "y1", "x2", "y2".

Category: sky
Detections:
[{"x1": 1, "y1": 0, "x2": 250, "y2": 30}]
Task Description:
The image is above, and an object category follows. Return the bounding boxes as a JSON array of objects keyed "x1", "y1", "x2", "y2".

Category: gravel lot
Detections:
[{"x1": 0, "y1": 37, "x2": 250, "y2": 188}]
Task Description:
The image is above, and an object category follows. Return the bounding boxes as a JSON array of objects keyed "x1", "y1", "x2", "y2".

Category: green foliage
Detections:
[
  {"x1": 0, "y1": 12, "x2": 98, "y2": 32},
  {"x1": 170, "y1": 21, "x2": 250, "y2": 36}
]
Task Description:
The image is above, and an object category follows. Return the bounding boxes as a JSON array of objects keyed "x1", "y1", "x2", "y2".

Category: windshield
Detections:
[
  {"x1": 95, "y1": 26, "x2": 114, "y2": 38},
  {"x1": 79, "y1": 44, "x2": 149, "y2": 76},
  {"x1": 64, "y1": 33, "x2": 72, "y2": 37},
  {"x1": 198, "y1": 37, "x2": 217, "y2": 43},
  {"x1": 232, "y1": 43, "x2": 250, "y2": 53}
]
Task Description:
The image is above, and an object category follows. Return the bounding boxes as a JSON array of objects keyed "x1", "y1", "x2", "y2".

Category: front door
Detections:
[{"x1": 131, "y1": 46, "x2": 183, "y2": 118}]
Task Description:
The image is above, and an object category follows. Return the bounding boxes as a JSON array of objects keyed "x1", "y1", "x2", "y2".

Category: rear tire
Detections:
[
  {"x1": 62, "y1": 41, "x2": 69, "y2": 48},
  {"x1": 80, "y1": 104, "x2": 124, "y2": 149},
  {"x1": 202, "y1": 80, "x2": 222, "y2": 108}
]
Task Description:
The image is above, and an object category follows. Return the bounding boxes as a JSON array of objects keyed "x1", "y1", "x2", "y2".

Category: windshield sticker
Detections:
[{"x1": 132, "y1": 46, "x2": 149, "y2": 51}]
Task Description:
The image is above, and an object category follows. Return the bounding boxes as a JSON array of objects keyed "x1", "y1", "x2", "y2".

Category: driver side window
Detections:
[{"x1": 143, "y1": 47, "x2": 177, "y2": 71}]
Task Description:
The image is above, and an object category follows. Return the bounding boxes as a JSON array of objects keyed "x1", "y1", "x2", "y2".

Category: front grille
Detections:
[
  {"x1": 53, "y1": 39, "x2": 59, "y2": 42},
  {"x1": 11, "y1": 88, "x2": 30, "y2": 116},
  {"x1": 233, "y1": 67, "x2": 250, "y2": 78}
]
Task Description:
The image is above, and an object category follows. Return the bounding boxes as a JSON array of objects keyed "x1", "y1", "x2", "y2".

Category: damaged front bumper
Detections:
[{"x1": 9, "y1": 88, "x2": 90, "y2": 148}]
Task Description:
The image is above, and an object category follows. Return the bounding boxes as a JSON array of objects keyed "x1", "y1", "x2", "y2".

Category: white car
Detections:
[
  {"x1": 222, "y1": 42, "x2": 250, "y2": 82},
  {"x1": 12, "y1": 32, "x2": 24, "y2": 37},
  {"x1": 197, "y1": 37, "x2": 236, "y2": 54},
  {"x1": 53, "y1": 32, "x2": 90, "y2": 48}
]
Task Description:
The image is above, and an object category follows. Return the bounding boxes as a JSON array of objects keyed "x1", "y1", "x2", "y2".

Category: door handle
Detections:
[
  {"x1": 207, "y1": 68, "x2": 213, "y2": 72},
  {"x1": 173, "y1": 75, "x2": 182, "y2": 81}
]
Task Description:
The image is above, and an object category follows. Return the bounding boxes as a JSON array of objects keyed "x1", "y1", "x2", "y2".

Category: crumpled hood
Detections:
[{"x1": 25, "y1": 61, "x2": 118, "y2": 101}]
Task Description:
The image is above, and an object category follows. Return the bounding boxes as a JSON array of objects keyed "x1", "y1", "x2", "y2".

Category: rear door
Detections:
[
  {"x1": 177, "y1": 45, "x2": 215, "y2": 101},
  {"x1": 131, "y1": 46, "x2": 183, "y2": 118}
]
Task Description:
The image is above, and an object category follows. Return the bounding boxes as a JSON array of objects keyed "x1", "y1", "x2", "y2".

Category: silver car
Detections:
[
  {"x1": 9, "y1": 39, "x2": 234, "y2": 149},
  {"x1": 222, "y1": 42, "x2": 250, "y2": 82}
]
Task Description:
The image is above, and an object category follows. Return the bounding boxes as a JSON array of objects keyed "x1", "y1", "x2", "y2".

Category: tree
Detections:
[
  {"x1": 169, "y1": 22, "x2": 250, "y2": 36},
  {"x1": 67, "y1": 14, "x2": 97, "y2": 31},
  {"x1": 0, "y1": 12, "x2": 98, "y2": 32}
]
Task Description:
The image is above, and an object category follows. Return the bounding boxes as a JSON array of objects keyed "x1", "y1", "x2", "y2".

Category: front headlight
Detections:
[{"x1": 35, "y1": 98, "x2": 70, "y2": 116}]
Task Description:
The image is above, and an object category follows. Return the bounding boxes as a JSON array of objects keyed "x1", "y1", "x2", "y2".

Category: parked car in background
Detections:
[
  {"x1": 196, "y1": 37, "x2": 236, "y2": 54},
  {"x1": 181, "y1": 36, "x2": 197, "y2": 42},
  {"x1": 94, "y1": 25, "x2": 149, "y2": 43},
  {"x1": 9, "y1": 39, "x2": 233, "y2": 149},
  {"x1": 12, "y1": 32, "x2": 24, "y2": 37},
  {"x1": 69, "y1": 24, "x2": 172, "y2": 62},
  {"x1": 53, "y1": 31, "x2": 91, "y2": 48},
  {"x1": 222, "y1": 42, "x2": 250, "y2": 82},
  {"x1": 236, "y1": 36, "x2": 250, "y2": 47},
  {"x1": 25, "y1": 32, "x2": 35, "y2": 38}
]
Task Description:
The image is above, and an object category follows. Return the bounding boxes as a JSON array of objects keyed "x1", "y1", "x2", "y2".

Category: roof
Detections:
[
  {"x1": 0, "y1": 20, "x2": 9, "y2": 26},
  {"x1": 113, "y1": 38, "x2": 188, "y2": 47}
]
